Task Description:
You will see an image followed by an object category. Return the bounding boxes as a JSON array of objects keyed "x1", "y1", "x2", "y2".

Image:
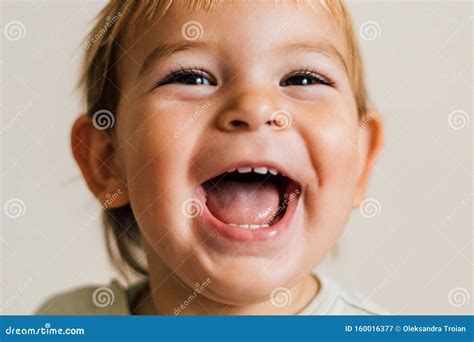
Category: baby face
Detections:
[{"x1": 114, "y1": 1, "x2": 367, "y2": 303}]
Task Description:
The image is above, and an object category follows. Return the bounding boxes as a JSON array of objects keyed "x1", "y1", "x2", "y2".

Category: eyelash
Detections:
[
  {"x1": 281, "y1": 68, "x2": 335, "y2": 87},
  {"x1": 156, "y1": 66, "x2": 216, "y2": 87},
  {"x1": 155, "y1": 67, "x2": 335, "y2": 88}
]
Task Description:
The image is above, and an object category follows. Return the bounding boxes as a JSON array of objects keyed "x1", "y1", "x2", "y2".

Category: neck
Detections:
[{"x1": 132, "y1": 265, "x2": 319, "y2": 315}]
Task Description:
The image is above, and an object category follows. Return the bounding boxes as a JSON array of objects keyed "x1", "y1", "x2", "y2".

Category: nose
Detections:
[{"x1": 216, "y1": 91, "x2": 276, "y2": 132}]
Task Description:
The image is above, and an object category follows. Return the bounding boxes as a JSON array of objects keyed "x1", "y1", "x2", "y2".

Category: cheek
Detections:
[
  {"x1": 297, "y1": 98, "x2": 360, "y2": 190},
  {"x1": 117, "y1": 97, "x2": 200, "y2": 147},
  {"x1": 313, "y1": 122, "x2": 359, "y2": 187},
  {"x1": 117, "y1": 97, "x2": 204, "y2": 183},
  {"x1": 114, "y1": 99, "x2": 203, "y2": 238},
  {"x1": 298, "y1": 101, "x2": 360, "y2": 248}
]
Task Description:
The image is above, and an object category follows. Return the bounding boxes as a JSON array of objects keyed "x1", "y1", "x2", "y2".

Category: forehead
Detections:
[{"x1": 120, "y1": 1, "x2": 349, "y2": 76}]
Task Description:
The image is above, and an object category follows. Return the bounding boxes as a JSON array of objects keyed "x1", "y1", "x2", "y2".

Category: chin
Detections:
[
  {"x1": 179, "y1": 241, "x2": 311, "y2": 305},
  {"x1": 197, "y1": 267, "x2": 295, "y2": 305}
]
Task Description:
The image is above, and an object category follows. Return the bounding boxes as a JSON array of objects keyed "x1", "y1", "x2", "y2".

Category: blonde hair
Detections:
[{"x1": 79, "y1": 0, "x2": 368, "y2": 278}]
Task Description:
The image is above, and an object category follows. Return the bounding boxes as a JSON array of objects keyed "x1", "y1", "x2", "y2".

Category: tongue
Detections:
[{"x1": 204, "y1": 181, "x2": 280, "y2": 225}]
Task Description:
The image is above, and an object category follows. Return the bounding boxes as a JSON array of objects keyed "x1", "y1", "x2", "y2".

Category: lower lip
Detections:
[{"x1": 194, "y1": 182, "x2": 301, "y2": 244}]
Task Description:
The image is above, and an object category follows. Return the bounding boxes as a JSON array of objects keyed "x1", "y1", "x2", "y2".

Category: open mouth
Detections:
[{"x1": 200, "y1": 165, "x2": 301, "y2": 230}]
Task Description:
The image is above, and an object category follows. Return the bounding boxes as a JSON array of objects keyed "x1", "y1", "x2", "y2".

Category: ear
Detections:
[
  {"x1": 71, "y1": 114, "x2": 129, "y2": 207},
  {"x1": 353, "y1": 109, "x2": 383, "y2": 207}
]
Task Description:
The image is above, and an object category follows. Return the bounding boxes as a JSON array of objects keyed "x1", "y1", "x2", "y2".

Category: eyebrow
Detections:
[
  {"x1": 138, "y1": 41, "x2": 207, "y2": 79},
  {"x1": 138, "y1": 40, "x2": 349, "y2": 80},
  {"x1": 281, "y1": 41, "x2": 349, "y2": 74}
]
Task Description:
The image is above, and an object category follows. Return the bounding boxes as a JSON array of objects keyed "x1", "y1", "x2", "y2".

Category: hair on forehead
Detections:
[
  {"x1": 119, "y1": 0, "x2": 346, "y2": 40},
  {"x1": 81, "y1": 0, "x2": 356, "y2": 110}
]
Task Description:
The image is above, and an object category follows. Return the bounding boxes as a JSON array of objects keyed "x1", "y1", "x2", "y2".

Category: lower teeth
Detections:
[{"x1": 228, "y1": 223, "x2": 270, "y2": 229}]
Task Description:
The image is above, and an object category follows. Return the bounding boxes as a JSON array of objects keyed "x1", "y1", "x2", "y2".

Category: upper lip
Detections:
[{"x1": 199, "y1": 159, "x2": 304, "y2": 188}]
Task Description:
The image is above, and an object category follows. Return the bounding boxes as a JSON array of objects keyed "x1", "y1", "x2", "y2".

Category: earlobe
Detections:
[
  {"x1": 71, "y1": 114, "x2": 129, "y2": 208},
  {"x1": 353, "y1": 109, "x2": 383, "y2": 207}
]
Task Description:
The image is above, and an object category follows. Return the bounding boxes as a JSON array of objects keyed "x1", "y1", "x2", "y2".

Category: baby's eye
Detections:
[
  {"x1": 157, "y1": 68, "x2": 217, "y2": 87},
  {"x1": 169, "y1": 73, "x2": 212, "y2": 85},
  {"x1": 280, "y1": 70, "x2": 333, "y2": 87}
]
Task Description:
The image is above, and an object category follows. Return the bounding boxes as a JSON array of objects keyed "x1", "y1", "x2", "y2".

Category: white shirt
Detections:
[{"x1": 35, "y1": 273, "x2": 387, "y2": 315}]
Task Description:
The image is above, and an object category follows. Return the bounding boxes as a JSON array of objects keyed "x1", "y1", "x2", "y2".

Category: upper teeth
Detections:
[
  {"x1": 253, "y1": 166, "x2": 268, "y2": 174},
  {"x1": 237, "y1": 167, "x2": 252, "y2": 173},
  {"x1": 227, "y1": 166, "x2": 279, "y2": 175}
]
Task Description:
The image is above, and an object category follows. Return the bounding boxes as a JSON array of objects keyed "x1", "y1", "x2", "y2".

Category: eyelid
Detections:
[
  {"x1": 282, "y1": 68, "x2": 335, "y2": 87},
  {"x1": 153, "y1": 66, "x2": 335, "y2": 89},
  {"x1": 155, "y1": 66, "x2": 217, "y2": 87}
]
